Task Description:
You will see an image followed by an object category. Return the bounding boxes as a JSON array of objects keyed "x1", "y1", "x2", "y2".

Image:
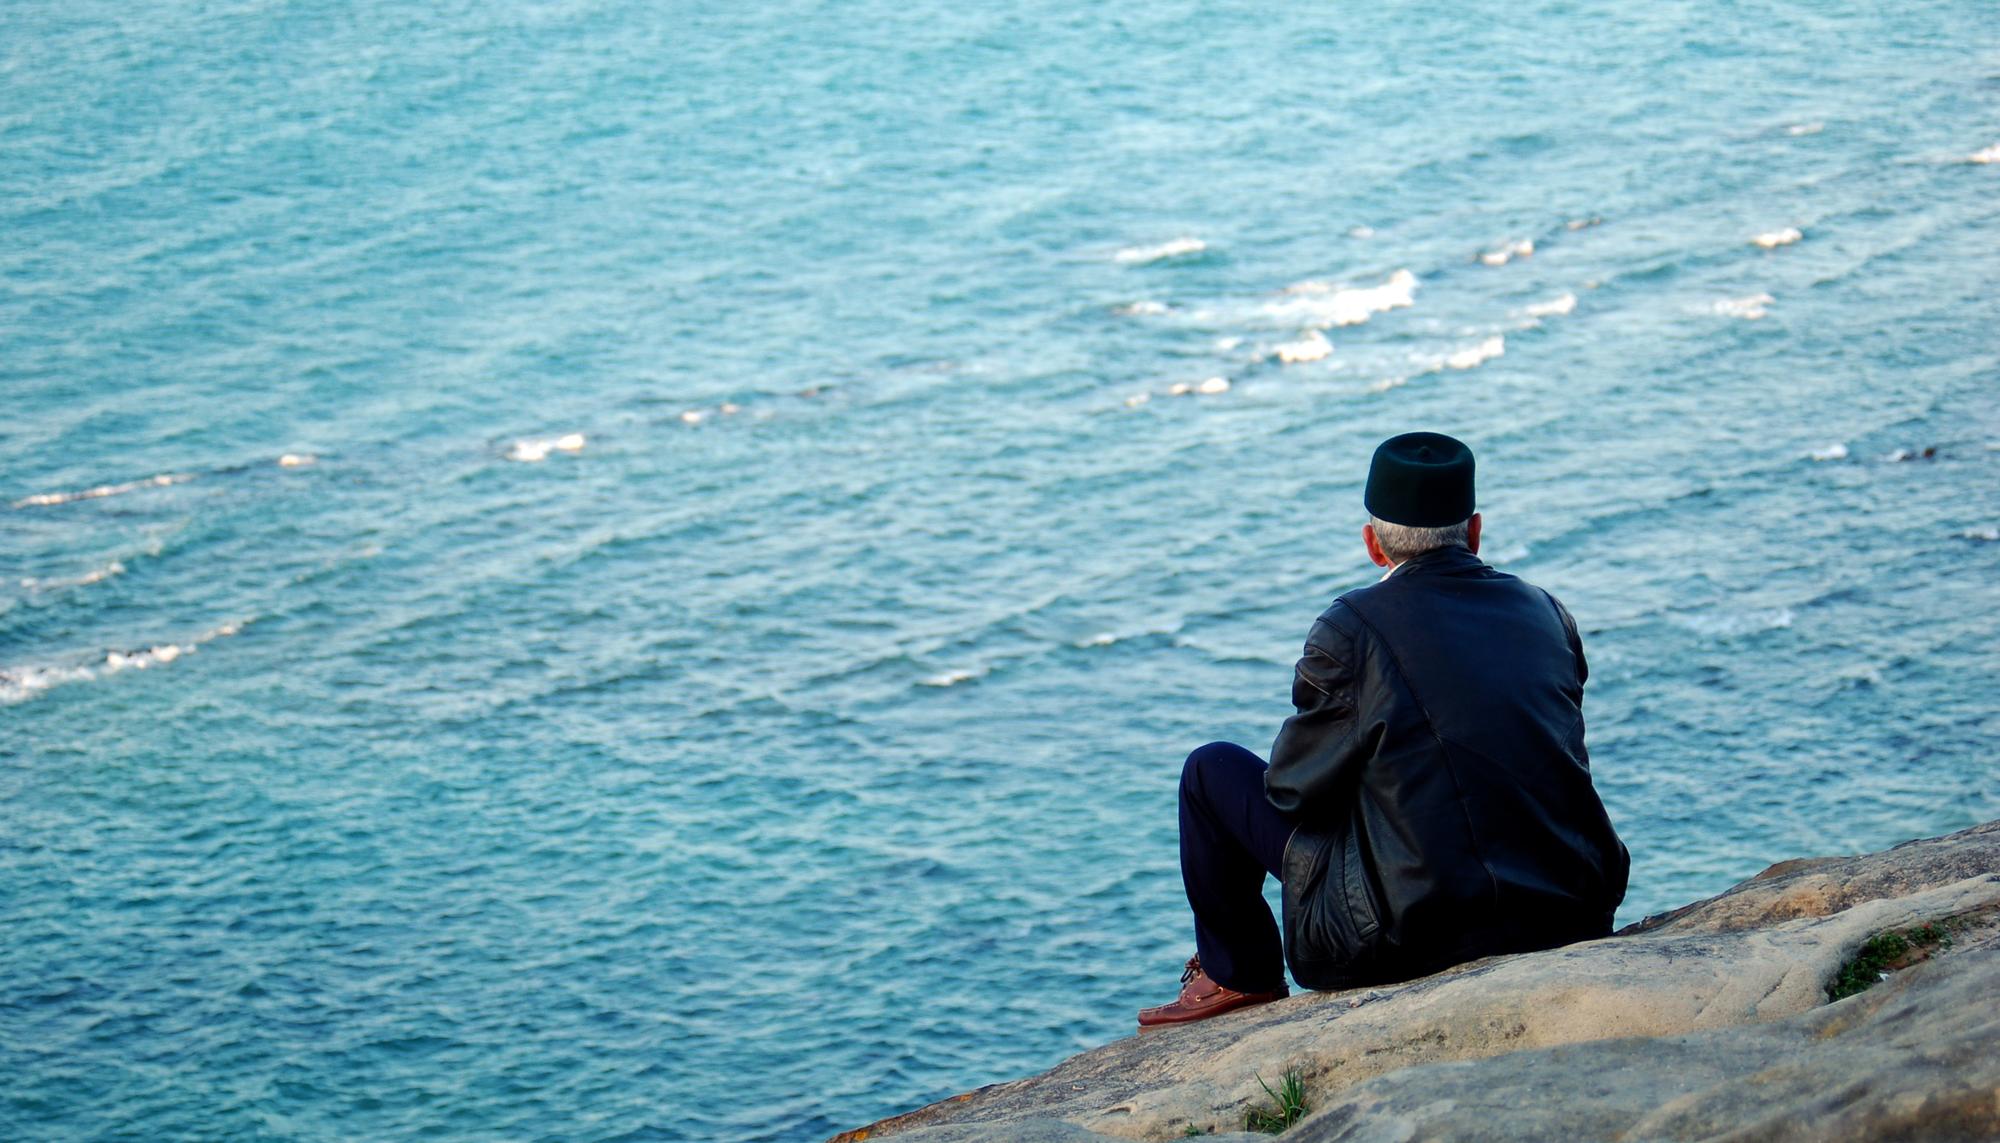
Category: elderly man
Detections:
[{"x1": 1139, "y1": 432, "x2": 1629, "y2": 1028}]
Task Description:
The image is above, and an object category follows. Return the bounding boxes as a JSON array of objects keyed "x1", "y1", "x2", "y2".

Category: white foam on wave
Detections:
[
  {"x1": 13, "y1": 471, "x2": 194, "y2": 509},
  {"x1": 1788, "y1": 122, "x2": 1825, "y2": 137},
  {"x1": 1961, "y1": 526, "x2": 1999, "y2": 542},
  {"x1": 506, "y1": 432, "x2": 587, "y2": 462},
  {"x1": 0, "y1": 618, "x2": 249, "y2": 704},
  {"x1": 278, "y1": 453, "x2": 317, "y2": 468},
  {"x1": 1074, "y1": 621, "x2": 1187, "y2": 650},
  {"x1": 1115, "y1": 237, "x2": 1207, "y2": 264},
  {"x1": 1714, "y1": 293, "x2": 1775, "y2": 320},
  {"x1": 1967, "y1": 143, "x2": 2000, "y2": 164},
  {"x1": 1809, "y1": 442, "x2": 1848, "y2": 462},
  {"x1": 20, "y1": 560, "x2": 126, "y2": 591},
  {"x1": 0, "y1": 665, "x2": 98, "y2": 704},
  {"x1": 1274, "y1": 330, "x2": 1332, "y2": 364},
  {"x1": 1444, "y1": 335, "x2": 1506, "y2": 370},
  {"x1": 1371, "y1": 332, "x2": 1507, "y2": 390},
  {"x1": 104, "y1": 643, "x2": 185, "y2": 671},
  {"x1": 920, "y1": 667, "x2": 986, "y2": 688},
  {"x1": 1525, "y1": 293, "x2": 1577, "y2": 318},
  {"x1": 1479, "y1": 240, "x2": 1535, "y2": 267},
  {"x1": 1165, "y1": 376, "x2": 1232, "y2": 397},
  {"x1": 1672, "y1": 608, "x2": 1794, "y2": 639},
  {"x1": 1264, "y1": 269, "x2": 1417, "y2": 329},
  {"x1": 1752, "y1": 227, "x2": 1803, "y2": 249},
  {"x1": 1348, "y1": 225, "x2": 1376, "y2": 239},
  {"x1": 1116, "y1": 300, "x2": 1171, "y2": 316}
]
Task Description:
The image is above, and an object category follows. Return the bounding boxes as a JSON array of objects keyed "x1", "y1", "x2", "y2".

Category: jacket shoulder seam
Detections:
[{"x1": 1303, "y1": 601, "x2": 1361, "y2": 677}]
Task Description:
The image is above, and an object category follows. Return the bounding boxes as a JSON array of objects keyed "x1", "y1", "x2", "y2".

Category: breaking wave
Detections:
[
  {"x1": 1273, "y1": 330, "x2": 1332, "y2": 363},
  {"x1": 0, "y1": 619, "x2": 250, "y2": 704},
  {"x1": 13, "y1": 471, "x2": 195, "y2": 509},
  {"x1": 1444, "y1": 335, "x2": 1506, "y2": 370},
  {"x1": 1114, "y1": 237, "x2": 1207, "y2": 264},
  {"x1": 1524, "y1": 293, "x2": 1577, "y2": 318},
  {"x1": 505, "y1": 433, "x2": 587, "y2": 462},
  {"x1": 1166, "y1": 376, "x2": 1231, "y2": 397},
  {"x1": 1670, "y1": 608, "x2": 1795, "y2": 639},
  {"x1": 1479, "y1": 239, "x2": 1535, "y2": 266},
  {"x1": 1713, "y1": 293, "x2": 1775, "y2": 320},
  {"x1": 19, "y1": 560, "x2": 127, "y2": 591},
  {"x1": 919, "y1": 666, "x2": 987, "y2": 688},
  {"x1": 1263, "y1": 269, "x2": 1417, "y2": 328}
]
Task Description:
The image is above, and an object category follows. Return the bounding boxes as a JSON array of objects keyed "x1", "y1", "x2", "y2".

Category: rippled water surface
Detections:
[{"x1": 5, "y1": 2, "x2": 1998, "y2": 1139}]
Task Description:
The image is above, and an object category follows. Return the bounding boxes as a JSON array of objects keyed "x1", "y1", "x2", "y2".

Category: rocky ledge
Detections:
[{"x1": 834, "y1": 819, "x2": 2000, "y2": 1143}]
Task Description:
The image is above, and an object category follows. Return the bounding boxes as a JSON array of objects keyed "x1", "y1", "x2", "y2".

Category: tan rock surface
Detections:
[{"x1": 833, "y1": 819, "x2": 2000, "y2": 1142}]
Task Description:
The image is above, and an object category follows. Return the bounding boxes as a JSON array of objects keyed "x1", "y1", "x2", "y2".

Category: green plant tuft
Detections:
[
  {"x1": 1245, "y1": 1068, "x2": 1308, "y2": 1134},
  {"x1": 1827, "y1": 923, "x2": 1953, "y2": 1001}
]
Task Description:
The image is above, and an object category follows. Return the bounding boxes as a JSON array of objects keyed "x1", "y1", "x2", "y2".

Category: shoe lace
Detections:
[{"x1": 1180, "y1": 956, "x2": 1201, "y2": 984}]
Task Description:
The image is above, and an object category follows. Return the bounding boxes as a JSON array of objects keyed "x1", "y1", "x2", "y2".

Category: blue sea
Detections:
[{"x1": 4, "y1": 2, "x2": 1997, "y2": 1139}]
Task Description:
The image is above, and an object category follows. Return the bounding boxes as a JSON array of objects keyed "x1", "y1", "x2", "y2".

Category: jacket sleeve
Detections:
[
  {"x1": 1264, "y1": 603, "x2": 1372, "y2": 815},
  {"x1": 1545, "y1": 591, "x2": 1588, "y2": 688}
]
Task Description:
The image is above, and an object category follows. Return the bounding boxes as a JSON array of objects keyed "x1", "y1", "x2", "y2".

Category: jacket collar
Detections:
[{"x1": 1386, "y1": 544, "x2": 1487, "y2": 579}]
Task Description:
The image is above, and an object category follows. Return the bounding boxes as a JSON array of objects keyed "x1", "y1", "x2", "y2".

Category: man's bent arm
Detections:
[
  {"x1": 1264, "y1": 606, "x2": 1374, "y2": 815},
  {"x1": 1546, "y1": 592, "x2": 1589, "y2": 688}
]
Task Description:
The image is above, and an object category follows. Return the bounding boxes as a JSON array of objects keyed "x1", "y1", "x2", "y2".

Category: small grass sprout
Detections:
[{"x1": 1245, "y1": 1068, "x2": 1308, "y2": 1133}]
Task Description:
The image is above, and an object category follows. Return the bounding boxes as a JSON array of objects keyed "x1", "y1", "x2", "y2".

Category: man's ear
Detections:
[
  {"x1": 1466, "y1": 513, "x2": 1483, "y2": 555},
  {"x1": 1362, "y1": 523, "x2": 1391, "y2": 567}
]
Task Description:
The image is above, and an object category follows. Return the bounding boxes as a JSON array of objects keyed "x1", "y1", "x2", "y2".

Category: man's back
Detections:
[
  {"x1": 1267, "y1": 544, "x2": 1629, "y2": 989},
  {"x1": 1137, "y1": 432, "x2": 1629, "y2": 1029}
]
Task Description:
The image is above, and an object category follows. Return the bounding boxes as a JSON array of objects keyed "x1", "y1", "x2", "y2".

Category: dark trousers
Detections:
[{"x1": 1178, "y1": 741, "x2": 1298, "y2": 993}]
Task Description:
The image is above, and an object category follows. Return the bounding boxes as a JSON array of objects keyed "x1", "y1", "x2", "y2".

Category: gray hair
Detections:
[{"x1": 1371, "y1": 516, "x2": 1472, "y2": 564}]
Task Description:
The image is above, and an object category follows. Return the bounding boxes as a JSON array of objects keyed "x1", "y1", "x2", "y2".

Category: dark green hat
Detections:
[{"x1": 1365, "y1": 432, "x2": 1475, "y2": 527}]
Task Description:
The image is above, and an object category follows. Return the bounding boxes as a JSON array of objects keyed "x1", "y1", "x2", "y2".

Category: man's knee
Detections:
[{"x1": 1182, "y1": 741, "x2": 1257, "y2": 796}]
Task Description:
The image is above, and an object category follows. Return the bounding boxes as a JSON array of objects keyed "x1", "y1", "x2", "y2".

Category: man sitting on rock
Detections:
[{"x1": 1139, "y1": 432, "x2": 1630, "y2": 1028}]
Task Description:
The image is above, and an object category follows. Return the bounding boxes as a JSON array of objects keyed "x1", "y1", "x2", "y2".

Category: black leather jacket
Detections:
[{"x1": 1266, "y1": 545, "x2": 1629, "y2": 990}]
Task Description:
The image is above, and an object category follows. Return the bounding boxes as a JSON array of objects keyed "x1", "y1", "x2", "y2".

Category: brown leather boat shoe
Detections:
[{"x1": 1136, "y1": 956, "x2": 1288, "y2": 1030}]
